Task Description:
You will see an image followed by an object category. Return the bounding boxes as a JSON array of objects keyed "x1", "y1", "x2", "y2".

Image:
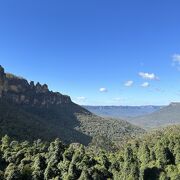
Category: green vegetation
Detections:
[
  {"x1": 0, "y1": 125, "x2": 179, "y2": 180},
  {"x1": 76, "y1": 114, "x2": 144, "y2": 143},
  {"x1": 0, "y1": 99, "x2": 144, "y2": 146}
]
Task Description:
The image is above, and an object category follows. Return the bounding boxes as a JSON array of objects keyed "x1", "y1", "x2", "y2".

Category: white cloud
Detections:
[
  {"x1": 124, "y1": 80, "x2": 133, "y2": 87},
  {"x1": 172, "y1": 54, "x2": 180, "y2": 63},
  {"x1": 99, "y1": 88, "x2": 108, "y2": 92},
  {"x1": 139, "y1": 72, "x2": 158, "y2": 80},
  {"x1": 172, "y1": 54, "x2": 180, "y2": 70},
  {"x1": 141, "y1": 82, "x2": 150, "y2": 88}
]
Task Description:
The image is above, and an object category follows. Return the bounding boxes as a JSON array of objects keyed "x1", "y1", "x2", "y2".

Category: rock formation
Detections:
[{"x1": 0, "y1": 65, "x2": 71, "y2": 106}]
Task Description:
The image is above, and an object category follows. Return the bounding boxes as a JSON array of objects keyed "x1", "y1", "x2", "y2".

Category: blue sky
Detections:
[{"x1": 0, "y1": 0, "x2": 180, "y2": 105}]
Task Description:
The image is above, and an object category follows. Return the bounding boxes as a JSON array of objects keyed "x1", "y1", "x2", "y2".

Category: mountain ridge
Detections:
[
  {"x1": 0, "y1": 65, "x2": 144, "y2": 145},
  {"x1": 83, "y1": 105, "x2": 163, "y2": 118},
  {"x1": 126, "y1": 102, "x2": 180, "y2": 129}
]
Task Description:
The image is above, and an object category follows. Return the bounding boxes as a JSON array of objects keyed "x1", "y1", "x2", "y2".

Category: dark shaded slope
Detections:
[
  {"x1": 0, "y1": 98, "x2": 145, "y2": 145},
  {"x1": 0, "y1": 99, "x2": 91, "y2": 145}
]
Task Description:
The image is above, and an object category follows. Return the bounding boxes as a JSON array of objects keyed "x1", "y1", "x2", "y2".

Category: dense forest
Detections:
[{"x1": 0, "y1": 125, "x2": 179, "y2": 180}]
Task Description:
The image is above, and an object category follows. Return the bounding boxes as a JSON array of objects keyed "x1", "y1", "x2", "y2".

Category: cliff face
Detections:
[{"x1": 0, "y1": 65, "x2": 71, "y2": 107}]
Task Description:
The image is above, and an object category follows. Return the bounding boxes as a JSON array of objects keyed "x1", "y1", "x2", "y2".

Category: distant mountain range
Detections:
[
  {"x1": 0, "y1": 65, "x2": 144, "y2": 145},
  {"x1": 127, "y1": 102, "x2": 180, "y2": 129},
  {"x1": 83, "y1": 105, "x2": 163, "y2": 118},
  {"x1": 84, "y1": 103, "x2": 180, "y2": 130}
]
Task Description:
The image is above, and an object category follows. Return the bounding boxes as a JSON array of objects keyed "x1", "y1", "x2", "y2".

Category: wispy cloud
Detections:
[
  {"x1": 99, "y1": 87, "x2": 108, "y2": 92},
  {"x1": 172, "y1": 54, "x2": 180, "y2": 63},
  {"x1": 124, "y1": 80, "x2": 133, "y2": 87},
  {"x1": 141, "y1": 82, "x2": 150, "y2": 88},
  {"x1": 172, "y1": 54, "x2": 180, "y2": 70},
  {"x1": 139, "y1": 72, "x2": 159, "y2": 80}
]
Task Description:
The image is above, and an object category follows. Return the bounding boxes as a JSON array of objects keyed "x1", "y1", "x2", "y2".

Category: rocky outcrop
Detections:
[{"x1": 0, "y1": 65, "x2": 71, "y2": 107}]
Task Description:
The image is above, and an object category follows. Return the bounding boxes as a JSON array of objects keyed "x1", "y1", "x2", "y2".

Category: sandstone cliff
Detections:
[{"x1": 0, "y1": 65, "x2": 71, "y2": 107}]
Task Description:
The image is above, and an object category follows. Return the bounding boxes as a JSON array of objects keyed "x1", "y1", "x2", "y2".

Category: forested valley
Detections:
[{"x1": 0, "y1": 126, "x2": 179, "y2": 180}]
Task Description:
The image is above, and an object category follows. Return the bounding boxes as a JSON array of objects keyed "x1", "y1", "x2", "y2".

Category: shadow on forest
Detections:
[
  {"x1": 143, "y1": 167, "x2": 161, "y2": 180},
  {"x1": 0, "y1": 99, "x2": 92, "y2": 145}
]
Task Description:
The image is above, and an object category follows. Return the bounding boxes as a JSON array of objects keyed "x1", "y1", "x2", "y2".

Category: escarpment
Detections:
[{"x1": 0, "y1": 65, "x2": 71, "y2": 107}]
